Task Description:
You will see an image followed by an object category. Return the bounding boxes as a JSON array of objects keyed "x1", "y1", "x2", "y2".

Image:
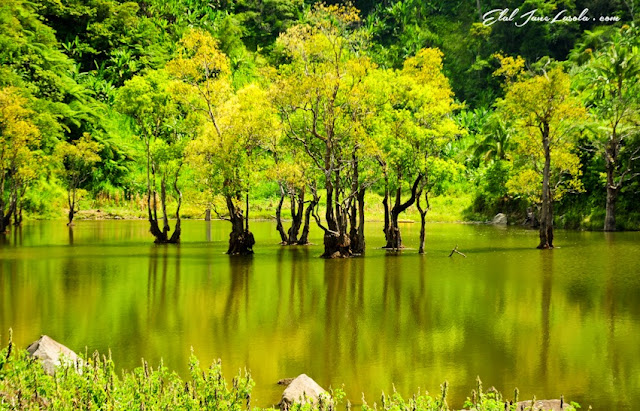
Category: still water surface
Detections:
[{"x1": 1, "y1": 220, "x2": 639, "y2": 409}]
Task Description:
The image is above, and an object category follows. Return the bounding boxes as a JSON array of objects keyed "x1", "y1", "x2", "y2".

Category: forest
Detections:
[{"x1": 1, "y1": 0, "x2": 639, "y2": 256}]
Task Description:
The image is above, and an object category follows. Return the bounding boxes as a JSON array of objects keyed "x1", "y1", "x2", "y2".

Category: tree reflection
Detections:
[
  {"x1": 224, "y1": 256, "x2": 253, "y2": 332},
  {"x1": 146, "y1": 245, "x2": 182, "y2": 327},
  {"x1": 540, "y1": 251, "x2": 553, "y2": 379}
]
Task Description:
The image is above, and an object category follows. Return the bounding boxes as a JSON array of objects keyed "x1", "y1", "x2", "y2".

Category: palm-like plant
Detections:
[{"x1": 472, "y1": 116, "x2": 512, "y2": 163}]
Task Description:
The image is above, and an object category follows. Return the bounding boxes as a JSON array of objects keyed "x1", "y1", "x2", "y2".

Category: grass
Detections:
[
  {"x1": 0, "y1": 333, "x2": 578, "y2": 411},
  {"x1": 60, "y1": 191, "x2": 476, "y2": 224}
]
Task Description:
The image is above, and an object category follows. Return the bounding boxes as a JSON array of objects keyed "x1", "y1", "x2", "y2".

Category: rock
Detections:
[
  {"x1": 514, "y1": 399, "x2": 569, "y2": 411},
  {"x1": 26, "y1": 335, "x2": 80, "y2": 376},
  {"x1": 460, "y1": 399, "x2": 573, "y2": 411},
  {"x1": 492, "y1": 213, "x2": 508, "y2": 225},
  {"x1": 279, "y1": 374, "x2": 327, "y2": 410}
]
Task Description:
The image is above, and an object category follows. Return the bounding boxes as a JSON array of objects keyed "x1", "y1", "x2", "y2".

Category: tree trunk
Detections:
[
  {"x1": 537, "y1": 123, "x2": 554, "y2": 249},
  {"x1": 318, "y1": 171, "x2": 351, "y2": 257},
  {"x1": 287, "y1": 190, "x2": 304, "y2": 244},
  {"x1": 276, "y1": 184, "x2": 306, "y2": 246},
  {"x1": 226, "y1": 195, "x2": 254, "y2": 255},
  {"x1": 605, "y1": 184, "x2": 617, "y2": 232},
  {"x1": 297, "y1": 190, "x2": 319, "y2": 245},
  {"x1": 416, "y1": 188, "x2": 429, "y2": 254},
  {"x1": 384, "y1": 174, "x2": 423, "y2": 250},
  {"x1": 147, "y1": 174, "x2": 180, "y2": 244},
  {"x1": 0, "y1": 210, "x2": 10, "y2": 233},
  {"x1": 604, "y1": 153, "x2": 618, "y2": 232},
  {"x1": 67, "y1": 189, "x2": 75, "y2": 226},
  {"x1": 205, "y1": 208, "x2": 211, "y2": 221},
  {"x1": 167, "y1": 173, "x2": 182, "y2": 243},
  {"x1": 1, "y1": 196, "x2": 16, "y2": 233},
  {"x1": 349, "y1": 188, "x2": 366, "y2": 254},
  {"x1": 348, "y1": 150, "x2": 366, "y2": 255},
  {"x1": 316, "y1": 177, "x2": 351, "y2": 258},
  {"x1": 385, "y1": 211, "x2": 403, "y2": 250},
  {"x1": 476, "y1": 0, "x2": 483, "y2": 20},
  {"x1": 67, "y1": 207, "x2": 75, "y2": 226},
  {"x1": 275, "y1": 184, "x2": 288, "y2": 243},
  {"x1": 11, "y1": 185, "x2": 22, "y2": 227},
  {"x1": 382, "y1": 191, "x2": 390, "y2": 241},
  {"x1": 13, "y1": 197, "x2": 22, "y2": 226},
  {"x1": 322, "y1": 231, "x2": 352, "y2": 258}
]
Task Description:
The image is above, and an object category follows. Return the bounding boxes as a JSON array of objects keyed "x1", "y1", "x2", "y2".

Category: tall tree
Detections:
[
  {"x1": 416, "y1": 157, "x2": 462, "y2": 254},
  {"x1": 115, "y1": 70, "x2": 190, "y2": 244},
  {"x1": 577, "y1": 25, "x2": 640, "y2": 231},
  {"x1": 55, "y1": 133, "x2": 102, "y2": 226},
  {"x1": 273, "y1": 4, "x2": 374, "y2": 258},
  {"x1": 0, "y1": 87, "x2": 40, "y2": 232},
  {"x1": 497, "y1": 60, "x2": 586, "y2": 248},
  {"x1": 169, "y1": 30, "x2": 279, "y2": 255},
  {"x1": 268, "y1": 147, "x2": 318, "y2": 246},
  {"x1": 372, "y1": 48, "x2": 459, "y2": 250}
]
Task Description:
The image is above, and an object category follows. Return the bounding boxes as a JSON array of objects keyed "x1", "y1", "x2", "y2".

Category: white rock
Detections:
[
  {"x1": 492, "y1": 213, "x2": 508, "y2": 225},
  {"x1": 26, "y1": 335, "x2": 80, "y2": 375},
  {"x1": 279, "y1": 374, "x2": 327, "y2": 410}
]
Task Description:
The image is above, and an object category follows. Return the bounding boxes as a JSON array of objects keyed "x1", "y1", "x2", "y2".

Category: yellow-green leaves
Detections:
[
  {"x1": 54, "y1": 133, "x2": 102, "y2": 213},
  {"x1": 170, "y1": 30, "x2": 279, "y2": 203},
  {"x1": 371, "y1": 47, "x2": 460, "y2": 185},
  {"x1": 497, "y1": 64, "x2": 586, "y2": 202},
  {"x1": 492, "y1": 53, "x2": 526, "y2": 83},
  {"x1": 0, "y1": 86, "x2": 41, "y2": 185}
]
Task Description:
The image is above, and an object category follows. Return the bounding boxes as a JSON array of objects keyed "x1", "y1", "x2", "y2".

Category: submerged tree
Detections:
[
  {"x1": 55, "y1": 133, "x2": 102, "y2": 226},
  {"x1": 116, "y1": 70, "x2": 189, "y2": 244},
  {"x1": 372, "y1": 48, "x2": 459, "y2": 250},
  {"x1": 578, "y1": 25, "x2": 640, "y2": 231},
  {"x1": 0, "y1": 87, "x2": 40, "y2": 233},
  {"x1": 169, "y1": 30, "x2": 278, "y2": 255},
  {"x1": 269, "y1": 148, "x2": 319, "y2": 246},
  {"x1": 274, "y1": 4, "x2": 375, "y2": 258},
  {"x1": 415, "y1": 157, "x2": 462, "y2": 254},
  {"x1": 497, "y1": 60, "x2": 586, "y2": 249}
]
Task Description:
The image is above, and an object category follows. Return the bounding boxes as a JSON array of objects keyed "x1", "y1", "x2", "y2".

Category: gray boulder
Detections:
[
  {"x1": 26, "y1": 335, "x2": 80, "y2": 375},
  {"x1": 516, "y1": 400, "x2": 573, "y2": 411},
  {"x1": 491, "y1": 213, "x2": 508, "y2": 225},
  {"x1": 514, "y1": 399, "x2": 571, "y2": 411},
  {"x1": 461, "y1": 399, "x2": 574, "y2": 411},
  {"x1": 279, "y1": 374, "x2": 327, "y2": 410}
]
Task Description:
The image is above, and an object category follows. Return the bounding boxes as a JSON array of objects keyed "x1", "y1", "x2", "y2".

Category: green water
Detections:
[{"x1": 1, "y1": 220, "x2": 639, "y2": 409}]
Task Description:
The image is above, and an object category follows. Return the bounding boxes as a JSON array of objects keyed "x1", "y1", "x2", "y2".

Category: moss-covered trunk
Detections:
[{"x1": 226, "y1": 194, "x2": 254, "y2": 255}]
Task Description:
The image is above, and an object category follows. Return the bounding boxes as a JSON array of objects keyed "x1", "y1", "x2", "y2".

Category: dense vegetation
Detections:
[
  {"x1": 1, "y1": 0, "x2": 639, "y2": 252},
  {"x1": 0, "y1": 334, "x2": 579, "y2": 410}
]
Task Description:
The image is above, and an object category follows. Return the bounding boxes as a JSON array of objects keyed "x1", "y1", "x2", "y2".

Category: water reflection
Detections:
[
  {"x1": 225, "y1": 255, "x2": 253, "y2": 332},
  {"x1": 1, "y1": 221, "x2": 640, "y2": 410},
  {"x1": 13, "y1": 226, "x2": 23, "y2": 247},
  {"x1": 540, "y1": 252, "x2": 552, "y2": 379},
  {"x1": 147, "y1": 246, "x2": 182, "y2": 333}
]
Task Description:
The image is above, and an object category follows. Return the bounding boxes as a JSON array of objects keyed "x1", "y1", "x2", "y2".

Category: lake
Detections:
[{"x1": 1, "y1": 220, "x2": 639, "y2": 409}]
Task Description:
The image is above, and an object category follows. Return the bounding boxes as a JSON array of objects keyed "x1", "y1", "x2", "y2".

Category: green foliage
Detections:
[
  {"x1": 0, "y1": 335, "x2": 579, "y2": 411},
  {"x1": 0, "y1": 0, "x2": 637, "y2": 231},
  {"x1": 0, "y1": 339, "x2": 254, "y2": 410},
  {"x1": 496, "y1": 63, "x2": 586, "y2": 204}
]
